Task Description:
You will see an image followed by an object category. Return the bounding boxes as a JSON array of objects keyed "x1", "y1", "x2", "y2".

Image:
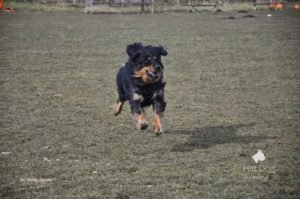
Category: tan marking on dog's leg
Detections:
[
  {"x1": 134, "y1": 113, "x2": 148, "y2": 130},
  {"x1": 114, "y1": 101, "x2": 124, "y2": 116},
  {"x1": 153, "y1": 112, "x2": 163, "y2": 135}
]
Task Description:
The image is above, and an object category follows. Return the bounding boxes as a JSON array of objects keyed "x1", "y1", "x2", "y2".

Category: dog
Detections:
[{"x1": 114, "y1": 43, "x2": 168, "y2": 135}]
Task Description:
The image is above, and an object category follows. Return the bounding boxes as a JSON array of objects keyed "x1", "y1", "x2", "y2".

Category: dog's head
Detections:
[{"x1": 126, "y1": 43, "x2": 168, "y2": 84}]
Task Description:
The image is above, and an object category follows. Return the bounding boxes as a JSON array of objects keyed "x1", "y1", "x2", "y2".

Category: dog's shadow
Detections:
[{"x1": 169, "y1": 123, "x2": 268, "y2": 152}]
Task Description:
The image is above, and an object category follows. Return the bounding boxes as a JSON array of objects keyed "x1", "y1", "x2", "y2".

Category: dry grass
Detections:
[{"x1": 0, "y1": 9, "x2": 299, "y2": 198}]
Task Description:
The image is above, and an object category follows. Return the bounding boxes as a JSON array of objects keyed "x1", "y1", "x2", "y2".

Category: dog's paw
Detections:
[
  {"x1": 137, "y1": 120, "x2": 149, "y2": 130},
  {"x1": 153, "y1": 126, "x2": 163, "y2": 136},
  {"x1": 153, "y1": 114, "x2": 163, "y2": 135}
]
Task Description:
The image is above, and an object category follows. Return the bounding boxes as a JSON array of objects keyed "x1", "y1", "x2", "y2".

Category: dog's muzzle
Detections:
[{"x1": 149, "y1": 65, "x2": 162, "y2": 78}]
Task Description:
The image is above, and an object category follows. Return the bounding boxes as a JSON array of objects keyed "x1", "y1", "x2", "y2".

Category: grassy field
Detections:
[{"x1": 0, "y1": 9, "x2": 299, "y2": 198}]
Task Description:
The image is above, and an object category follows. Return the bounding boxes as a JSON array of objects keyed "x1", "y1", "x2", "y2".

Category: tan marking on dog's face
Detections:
[{"x1": 133, "y1": 65, "x2": 161, "y2": 83}]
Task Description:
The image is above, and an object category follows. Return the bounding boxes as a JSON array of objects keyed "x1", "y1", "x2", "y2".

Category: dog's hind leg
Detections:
[
  {"x1": 152, "y1": 90, "x2": 166, "y2": 135},
  {"x1": 114, "y1": 81, "x2": 126, "y2": 116},
  {"x1": 114, "y1": 99, "x2": 124, "y2": 116}
]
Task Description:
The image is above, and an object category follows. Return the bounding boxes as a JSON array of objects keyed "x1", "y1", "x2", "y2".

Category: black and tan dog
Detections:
[{"x1": 114, "y1": 43, "x2": 168, "y2": 135}]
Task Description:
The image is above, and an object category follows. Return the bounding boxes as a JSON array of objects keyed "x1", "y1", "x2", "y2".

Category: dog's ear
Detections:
[
  {"x1": 131, "y1": 52, "x2": 140, "y2": 63},
  {"x1": 130, "y1": 49, "x2": 144, "y2": 63},
  {"x1": 158, "y1": 46, "x2": 168, "y2": 56},
  {"x1": 126, "y1": 43, "x2": 143, "y2": 57}
]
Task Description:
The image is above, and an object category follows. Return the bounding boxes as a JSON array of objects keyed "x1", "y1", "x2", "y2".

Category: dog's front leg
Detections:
[
  {"x1": 153, "y1": 111, "x2": 163, "y2": 135},
  {"x1": 130, "y1": 93, "x2": 148, "y2": 130},
  {"x1": 152, "y1": 90, "x2": 166, "y2": 135}
]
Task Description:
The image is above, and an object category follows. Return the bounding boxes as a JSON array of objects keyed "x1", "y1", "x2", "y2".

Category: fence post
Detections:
[
  {"x1": 151, "y1": 0, "x2": 154, "y2": 14},
  {"x1": 160, "y1": 0, "x2": 164, "y2": 13},
  {"x1": 120, "y1": 0, "x2": 124, "y2": 14},
  {"x1": 85, "y1": 0, "x2": 93, "y2": 14},
  {"x1": 141, "y1": 0, "x2": 145, "y2": 12}
]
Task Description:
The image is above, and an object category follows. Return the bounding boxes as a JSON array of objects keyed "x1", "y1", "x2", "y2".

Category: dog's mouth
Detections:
[
  {"x1": 147, "y1": 70, "x2": 160, "y2": 79},
  {"x1": 144, "y1": 69, "x2": 161, "y2": 83},
  {"x1": 134, "y1": 65, "x2": 162, "y2": 83}
]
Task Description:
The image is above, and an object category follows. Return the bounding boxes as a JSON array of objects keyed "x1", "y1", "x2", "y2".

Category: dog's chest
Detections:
[
  {"x1": 134, "y1": 81, "x2": 164, "y2": 101},
  {"x1": 140, "y1": 89, "x2": 155, "y2": 100}
]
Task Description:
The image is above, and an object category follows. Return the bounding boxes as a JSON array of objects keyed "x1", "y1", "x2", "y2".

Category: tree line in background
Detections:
[
  {"x1": 7, "y1": 0, "x2": 300, "y2": 13},
  {"x1": 9, "y1": 0, "x2": 300, "y2": 4},
  {"x1": 8, "y1": 0, "x2": 262, "y2": 5}
]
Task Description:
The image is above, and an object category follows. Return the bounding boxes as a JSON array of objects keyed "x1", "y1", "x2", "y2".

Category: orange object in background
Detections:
[
  {"x1": 276, "y1": 3, "x2": 284, "y2": 9},
  {"x1": 0, "y1": 0, "x2": 14, "y2": 13},
  {"x1": 0, "y1": 0, "x2": 4, "y2": 10},
  {"x1": 294, "y1": 4, "x2": 300, "y2": 10},
  {"x1": 269, "y1": 2, "x2": 284, "y2": 10}
]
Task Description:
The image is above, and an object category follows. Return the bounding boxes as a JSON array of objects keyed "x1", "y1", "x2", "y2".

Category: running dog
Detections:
[{"x1": 114, "y1": 43, "x2": 168, "y2": 135}]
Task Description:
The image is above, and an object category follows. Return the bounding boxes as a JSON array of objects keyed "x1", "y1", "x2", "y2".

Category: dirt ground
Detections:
[{"x1": 0, "y1": 9, "x2": 299, "y2": 198}]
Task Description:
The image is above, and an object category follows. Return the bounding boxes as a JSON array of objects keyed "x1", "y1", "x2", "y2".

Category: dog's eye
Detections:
[
  {"x1": 147, "y1": 57, "x2": 151, "y2": 61},
  {"x1": 154, "y1": 56, "x2": 157, "y2": 60}
]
